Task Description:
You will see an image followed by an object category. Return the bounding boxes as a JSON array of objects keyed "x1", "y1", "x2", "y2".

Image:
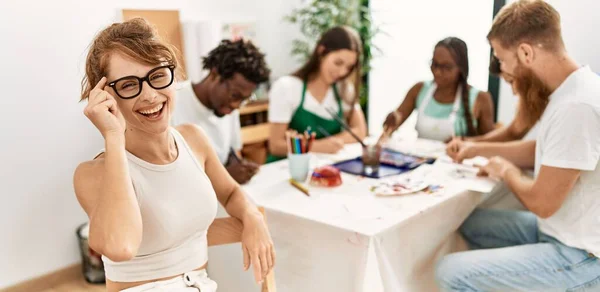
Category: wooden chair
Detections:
[
  {"x1": 240, "y1": 101, "x2": 270, "y2": 164},
  {"x1": 207, "y1": 207, "x2": 276, "y2": 292}
]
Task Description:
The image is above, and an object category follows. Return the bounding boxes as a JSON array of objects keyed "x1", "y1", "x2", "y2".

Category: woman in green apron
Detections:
[{"x1": 266, "y1": 26, "x2": 367, "y2": 162}]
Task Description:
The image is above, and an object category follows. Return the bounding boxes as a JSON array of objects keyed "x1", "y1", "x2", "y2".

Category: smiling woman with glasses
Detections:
[
  {"x1": 108, "y1": 64, "x2": 175, "y2": 99},
  {"x1": 381, "y1": 37, "x2": 496, "y2": 142},
  {"x1": 75, "y1": 18, "x2": 275, "y2": 292}
]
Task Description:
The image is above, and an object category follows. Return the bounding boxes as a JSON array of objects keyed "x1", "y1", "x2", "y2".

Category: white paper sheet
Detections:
[
  {"x1": 383, "y1": 137, "x2": 447, "y2": 159},
  {"x1": 424, "y1": 159, "x2": 499, "y2": 193},
  {"x1": 313, "y1": 143, "x2": 363, "y2": 163}
]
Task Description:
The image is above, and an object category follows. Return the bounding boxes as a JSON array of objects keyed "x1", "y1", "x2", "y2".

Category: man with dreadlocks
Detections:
[{"x1": 173, "y1": 39, "x2": 271, "y2": 184}]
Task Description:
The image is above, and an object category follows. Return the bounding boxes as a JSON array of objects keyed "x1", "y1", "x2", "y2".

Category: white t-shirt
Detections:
[
  {"x1": 522, "y1": 123, "x2": 539, "y2": 141},
  {"x1": 171, "y1": 81, "x2": 242, "y2": 164},
  {"x1": 534, "y1": 66, "x2": 600, "y2": 255},
  {"x1": 268, "y1": 76, "x2": 356, "y2": 123}
]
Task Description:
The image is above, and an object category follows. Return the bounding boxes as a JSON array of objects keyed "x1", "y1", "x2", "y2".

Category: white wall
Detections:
[
  {"x1": 254, "y1": 0, "x2": 304, "y2": 79},
  {"x1": 0, "y1": 0, "x2": 300, "y2": 288},
  {"x1": 497, "y1": 0, "x2": 600, "y2": 124},
  {"x1": 183, "y1": 0, "x2": 303, "y2": 83},
  {"x1": 368, "y1": 0, "x2": 495, "y2": 136}
]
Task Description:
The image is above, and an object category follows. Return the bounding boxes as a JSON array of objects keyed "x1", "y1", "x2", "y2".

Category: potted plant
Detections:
[{"x1": 285, "y1": 0, "x2": 381, "y2": 122}]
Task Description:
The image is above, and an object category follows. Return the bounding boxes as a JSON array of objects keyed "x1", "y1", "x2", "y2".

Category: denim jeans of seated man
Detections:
[{"x1": 435, "y1": 208, "x2": 600, "y2": 292}]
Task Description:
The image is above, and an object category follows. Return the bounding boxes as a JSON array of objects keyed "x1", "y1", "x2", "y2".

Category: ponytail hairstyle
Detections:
[{"x1": 435, "y1": 37, "x2": 477, "y2": 136}]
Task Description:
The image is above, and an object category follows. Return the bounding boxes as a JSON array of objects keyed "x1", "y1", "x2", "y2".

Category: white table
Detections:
[{"x1": 235, "y1": 141, "x2": 495, "y2": 292}]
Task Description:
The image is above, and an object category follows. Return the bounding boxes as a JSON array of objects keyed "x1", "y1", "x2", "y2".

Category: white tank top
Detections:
[
  {"x1": 101, "y1": 128, "x2": 218, "y2": 282},
  {"x1": 415, "y1": 83, "x2": 463, "y2": 141}
]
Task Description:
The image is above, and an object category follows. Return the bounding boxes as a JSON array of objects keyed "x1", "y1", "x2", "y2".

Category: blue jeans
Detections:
[{"x1": 435, "y1": 209, "x2": 600, "y2": 291}]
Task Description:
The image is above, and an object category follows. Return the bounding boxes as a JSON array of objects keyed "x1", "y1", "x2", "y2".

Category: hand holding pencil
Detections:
[{"x1": 304, "y1": 126, "x2": 344, "y2": 154}]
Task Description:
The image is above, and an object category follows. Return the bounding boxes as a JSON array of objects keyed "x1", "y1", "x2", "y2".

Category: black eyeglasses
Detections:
[
  {"x1": 108, "y1": 65, "x2": 176, "y2": 99},
  {"x1": 222, "y1": 78, "x2": 255, "y2": 106},
  {"x1": 430, "y1": 60, "x2": 457, "y2": 73}
]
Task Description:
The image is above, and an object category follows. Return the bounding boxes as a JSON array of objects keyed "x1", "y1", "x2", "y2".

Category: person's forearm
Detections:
[
  {"x1": 471, "y1": 140, "x2": 535, "y2": 168},
  {"x1": 332, "y1": 126, "x2": 366, "y2": 144},
  {"x1": 469, "y1": 120, "x2": 530, "y2": 143},
  {"x1": 390, "y1": 108, "x2": 410, "y2": 131},
  {"x1": 268, "y1": 138, "x2": 288, "y2": 157},
  {"x1": 90, "y1": 134, "x2": 142, "y2": 261},
  {"x1": 335, "y1": 107, "x2": 368, "y2": 144},
  {"x1": 223, "y1": 187, "x2": 262, "y2": 223},
  {"x1": 503, "y1": 167, "x2": 545, "y2": 217},
  {"x1": 468, "y1": 126, "x2": 514, "y2": 142}
]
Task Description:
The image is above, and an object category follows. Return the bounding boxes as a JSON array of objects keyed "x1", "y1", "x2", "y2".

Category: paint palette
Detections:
[{"x1": 371, "y1": 177, "x2": 429, "y2": 196}]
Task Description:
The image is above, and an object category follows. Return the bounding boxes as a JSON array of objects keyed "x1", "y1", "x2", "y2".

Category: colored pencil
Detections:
[
  {"x1": 289, "y1": 179, "x2": 310, "y2": 196},
  {"x1": 285, "y1": 131, "x2": 292, "y2": 153}
]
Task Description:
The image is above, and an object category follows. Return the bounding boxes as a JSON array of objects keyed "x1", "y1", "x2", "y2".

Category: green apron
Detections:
[{"x1": 266, "y1": 82, "x2": 343, "y2": 163}]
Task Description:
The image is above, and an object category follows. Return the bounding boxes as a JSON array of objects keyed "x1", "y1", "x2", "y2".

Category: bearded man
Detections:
[{"x1": 435, "y1": 1, "x2": 600, "y2": 291}]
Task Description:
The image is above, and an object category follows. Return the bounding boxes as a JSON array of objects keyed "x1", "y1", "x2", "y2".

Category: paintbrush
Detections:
[{"x1": 324, "y1": 107, "x2": 366, "y2": 148}]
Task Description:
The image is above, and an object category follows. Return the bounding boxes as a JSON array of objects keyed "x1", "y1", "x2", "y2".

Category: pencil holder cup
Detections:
[{"x1": 288, "y1": 153, "x2": 311, "y2": 182}]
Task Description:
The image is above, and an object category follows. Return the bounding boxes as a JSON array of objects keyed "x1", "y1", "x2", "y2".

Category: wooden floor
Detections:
[
  {"x1": 1, "y1": 264, "x2": 105, "y2": 292},
  {"x1": 38, "y1": 277, "x2": 105, "y2": 292}
]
